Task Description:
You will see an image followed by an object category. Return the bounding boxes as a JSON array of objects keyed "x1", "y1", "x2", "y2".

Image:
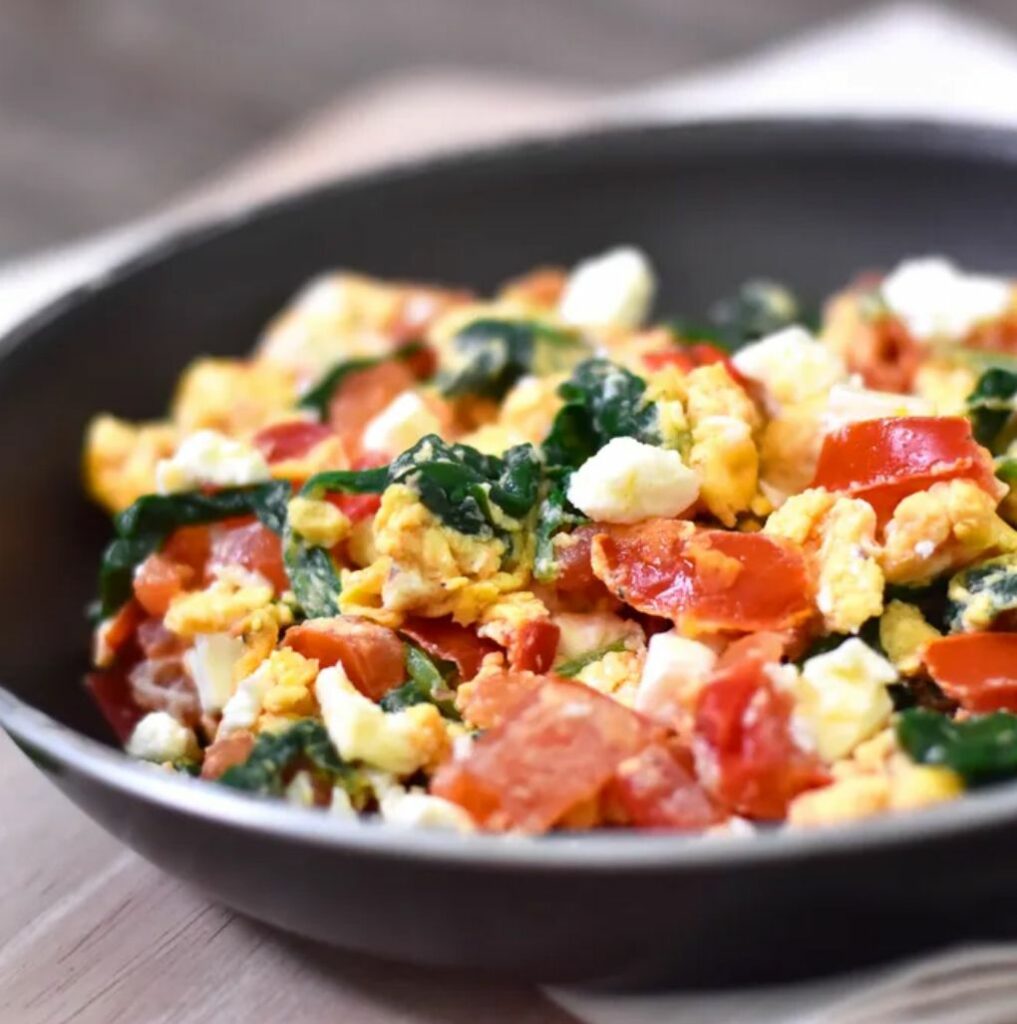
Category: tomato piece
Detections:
[
  {"x1": 284, "y1": 616, "x2": 405, "y2": 700},
  {"x1": 608, "y1": 741, "x2": 724, "y2": 830},
  {"x1": 86, "y1": 667, "x2": 146, "y2": 743},
  {"x1": 498, "y1": 267, "x2": 567, "y2": 309},
  {"x1": 847, "y1": 315, "x2": 924, "y2": 393},
  {"x1": 508, "y1": 619, "x2": 560, "y2": 674},
  {"x1": 99, "y1": 599, "x2": 144, "y2": 663},
  {"x1": 431, "y1": 678, "x2": 664, "y2": 832},
  {"x1": 136, "y1": 617, "x2": 187, "y2": 660},
  {"x1": 717, "y1": 631, "x2": 790, "y2": 670},
  {"x1": 328, "y1": 360, "x2": 418, "y2": 457},
  {"x1": 456, "y1": 668, "x2": 547, "y2": 729},
  {"x1": 924, "y1": 633, "x2": 1017, "y2": 712},
  {"x1": 400, "y1": 616, "x2": 498, "y2": 680},
  {"x1": 694, "y1": 653, "x2": 827, "y2": 819},
  {"x1": 552, "y1": 525, "x2": 614, "y2": 606},
  {"x1": 325, "y1": 451, "x2": 388, "y2": 523},
  {"x1": 133, "y1": 554, "x2": 194, "y2": 616},
  {"x1": 591, "y1": 520, "x2": 814, "y2": 633},
  {"x1": 201, "y1": 730, "x2": 255, "y2": 780},
  {"x1": 161, "y1": 525, "x2": 211, "y2": 575},
  {"x1": 643, "y1": 350, "x2": 696, "y2": 373},
  {"x1": 252, "y1": 421, "x2": 335, "y2": 463},
  {"x1": 812, "y1": 417, "x2": 999, "y2": 519},
  {"x1": 207, "y1": 519, "x2": 288, "y2": 594}
]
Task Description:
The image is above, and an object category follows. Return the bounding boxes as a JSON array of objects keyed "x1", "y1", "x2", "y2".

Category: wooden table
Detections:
[{"x1": 0, "y1": 73, "x2": 597, "y2": 1023}]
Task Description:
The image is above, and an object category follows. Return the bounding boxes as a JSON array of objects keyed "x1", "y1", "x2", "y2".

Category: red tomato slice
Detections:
[
  {"x1": 161, "y1": 525, "x2": 211, "y2": 575},
  {"x1": 328, "y1": 360, "x2": 419, "y2": 457},
  {"x1": 201, "y1": 730, "x2": 255, "y2": 780},
  {"x1": 551, "y1": 525, "x2": 614, "y2": 606},
  {"x1": 643, "y1": 350, "x2": 697, "y2": 373},
  {"x1": 608, "y1": 741, "x2": 724, "y2": 830},
  {"x1": 133, "y1": 554, "x2": 194, "y2": 616},
  {"x1": 591, "y1": 520, "x2": 814, "y2": 634},
  {"x1": 326, "y1": 451, "x2": 388, "y2": 523},
  {"x1": 85, "y1": 667, "x2": 146, "y2": 744},
  {"x1": 847, "y1": 315, "x2": 924, "y2": 393},
  {"x1": 694, "y1": 652, "x2": 827, "y2": 820},
  {"x1": 252, "y1": 421, "x2": 335, "y2": 463},
  {"x1": 456, "y1": 668, "x2": 547, "y2": 730},
  {"x1": 207, "y1": 519, "x2": 288, "y2": 594},
  {"x1": 284, "y1": 616, "x2": 405, "y2": 701},
  {"x1": 812, "y1": 417, "x2": 999, "y2": 518},
  {"x1": 924, "y1": 633, "x2": 1017, "y2": 712},
  {"x1": 431, "y1": 678, "x2": 664, "y2": 832},
  {"x1": 508, "y1": 619, "x2": 560, "y2": 674},
  {"x1": 399, "y1": 616, "x2": 498, "y2": 681}
]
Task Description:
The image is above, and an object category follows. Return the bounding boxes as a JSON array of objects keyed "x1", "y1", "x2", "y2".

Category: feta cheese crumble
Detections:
[
  {"x1": 127, "y1": 711, "x2": 199, "y2": 763},
  {"x1": 558, "y1": 246, "x2": 656, "y2": 329},
  {"x1": 156, "y1": 429, "x2": 270, "y2": 494},
  {"x1": 361, "y1": 390, "x2": 442, "y2": 457}
]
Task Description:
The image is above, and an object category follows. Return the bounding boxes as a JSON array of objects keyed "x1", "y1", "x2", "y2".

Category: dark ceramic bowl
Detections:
[{"x1": 6, "y1": 119, "x2": 1017, "y2": 989}]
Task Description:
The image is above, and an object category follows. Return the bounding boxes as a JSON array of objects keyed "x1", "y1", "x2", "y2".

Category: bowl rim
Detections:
[{"x1": 6, "y1": 114, "x2": 1017, "y2": 872}]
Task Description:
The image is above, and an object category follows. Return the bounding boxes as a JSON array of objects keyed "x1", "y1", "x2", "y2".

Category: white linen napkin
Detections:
[{"x1": 6, "y1": 4, "x2": 1017, "y2": 1020}]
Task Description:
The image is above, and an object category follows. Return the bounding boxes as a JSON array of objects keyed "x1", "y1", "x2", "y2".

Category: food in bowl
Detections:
[{"x1": 82, "y1": 248, "x2": 1017, "y2": 835}]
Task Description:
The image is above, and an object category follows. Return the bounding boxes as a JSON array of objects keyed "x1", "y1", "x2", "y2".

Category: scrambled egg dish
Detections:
[{"x1": 86, "y1": 249, "x2": 1017, "y2": 835}]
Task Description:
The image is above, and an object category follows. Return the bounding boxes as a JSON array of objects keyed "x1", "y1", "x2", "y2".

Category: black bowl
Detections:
[{"x1": 6, "y1": 119, "x2": 1017, "y2": 989}]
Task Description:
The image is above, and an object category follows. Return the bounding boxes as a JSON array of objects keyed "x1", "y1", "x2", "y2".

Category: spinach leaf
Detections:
[
  {"x1": 996, "y1": 456, "x2": 1017, "y2": 485},
  {"x1": 283, "y1": 534, "x2": 342, "y2": 619},
  {"x1": 97, "y1": 482, "x2": 291, "y2": 617},
  {"x1": 380, "y1": 644, "x2": 460, "y2": 720},
  {"x1": 533, "y1": 485, "x2": 588, "y2": 583},
  {"x1": 946, "y1": 554, "x2": 1017, "y2": 633},
  {"x1": 897, "y1": 708, "x2": 1017, "y2": 784},
  {"x1": 555, "y1": 640, "x2": 627, "y2": 678},
  {"x1": 708, "y1": 279, "x2": 801, "y2": 350},
  {"x1": 219, "y1": 718, "x2": 362, "y2": 797},
  {"x1": 440, "y1": 319, "x2": 587, "y2": 401},
  {"x1": 543, "y1": 359, "x2": 660, "y2": 472},
  {"x1": 298, "y1": 341, "x2": 429, "y2": 420},
  {"x1": 666, "y1": 319, "x2": 725, "y2": 345},
  {"x1": 300, "y1": 465, "x2": 390, "y2": 499},
  {"x1": 967, "y1": 367, "x2": 1017, "y2": 452}
]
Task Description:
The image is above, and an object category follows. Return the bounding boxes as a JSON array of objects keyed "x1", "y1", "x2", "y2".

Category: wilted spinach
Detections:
[
  {"x1": 380, "y1": 644, "x2": 460, "y2": 720},
  {"x1": 946, "y1": 555, "x2": 1017, "y2": 633},
  {"x1": 897, "y1": 708, "x2": 1017, "y2": 784},
  {"x1": 967, "y1": 367, "x2": 1017, "y2": 452},
  {"x1": 533, "y1": 485, "x2": 588, "y2": 583},
  {"x1": 542, "y1": 359, "x2": 660, "y2": 472},
  {"x1": 555, "y1": 640, "x2": 627, "y2": 678},
  {"x1": 440, "y1": 318, "x2": 588, "y2": 401},
  {"x1": 708, "y1": 279, "x2": 802, "y2": 350},
  {"x1": 97, "y1": 481, "x2": 291, "y2": 617}
]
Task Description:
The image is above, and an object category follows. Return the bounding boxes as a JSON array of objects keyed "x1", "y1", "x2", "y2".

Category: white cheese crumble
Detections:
[
  {"x1": 126, "y1": 711, "x2": 198, "y2": 763},
  {"x1": 822, "y1": 382, "x2": 933, "y2": 434},
  {"x1": 156, "y1": 429, "x2": 270, "y2": 494},
  {"x1": 558, "y1": 246, "x2": 656, "y2": 329},
  {"x1": 731, "y1": 325, "x2": 847, "y2": 411},
  {"x1": 566, "y1": 436, "x2": 700, "y2": 524},
  {"x1": 361, "y1": 390, "x2": 442, "y2": 457},
  {"x1": 881, "y1": 256, "x2": 1011, "y2": 343},
  {"x1": 634, "y1": 631, "x2": 718, "y2": 722},
  {"x1": 183, "y1": 632, "x2": 246, "y2": 713}
]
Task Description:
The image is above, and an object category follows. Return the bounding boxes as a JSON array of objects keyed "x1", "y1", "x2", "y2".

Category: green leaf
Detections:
[
  {"x1": 219, "y1": 718, "x2": 362, "y2": 797},
  {"x1": 533, "y1": 485, "x2": 588, "y2": 583},
  {"x1": 298, "y1": 342, "x2": 429, "y2": 420},
  {"x1": 440, "y1": 319, "x2": 588, "y2": 402},
  {"x1": 665, "y1": 319, "x2": 725, "y2": 346},
  {"x1": 543, "y1": 359, "x2": 660, "y2": 473},
  {"x1": 897, "y1": 708, "x2": 1017, "y2": 784},
  {"x1": 380, "y1": 644, "x2": 460, "y2": 719},
  {"x1": 708, "y1": 279, "x2": 801, "y2": 350},
  {"x1": 967, "y1": 367, "x2": 1017, "y2": 451},
  {"x1": 98, "y1": 482, "x2": 291, "y2": 617},
  {"x1": 996, "y1": 456, "x2": 1017, "y2": 484},
  {"x1": 946, "y1": 554, "x2": 1017, "y2": 633},
  {"x1": 283, "y1": 533, "x2": 342, "y2": 619},
  {"x1": 555, "y1": 640, "x2": 626, "y2": 678},
  {"x1": 300, "y1": 466, "x2": 389, "y2": 499}
]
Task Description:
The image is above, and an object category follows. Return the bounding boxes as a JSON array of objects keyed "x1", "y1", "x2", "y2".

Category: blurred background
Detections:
[{"x1": 3, "y1": 0, "x2": 1017, "y2": 262}]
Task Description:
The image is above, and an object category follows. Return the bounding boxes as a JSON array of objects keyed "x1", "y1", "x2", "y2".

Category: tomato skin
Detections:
[
  {"x1": 161, "y1": 525, "x2": 211, "y2": 575},
  {"x1": 98, "y1": 599, "x2": 144, "y2": 664},
  {"x1": 328, "y1": 360, "x2": 418, "y2": 457},
  {"x1": 456, "y1": 668, "x2": 547, "y2": 730},
  {"x1": 284, "y1": 616, "x2": 405, "y2": 701},
  {"x1": 252, "y1": 421, "x2": 334, "y2": 463},
  {"x1": 848, "y1": 315, "x2": 924, "y2": 393},
  {"x1": 201, "y1": 730, "x2": 255, "y2": 780},
  {"x1": 133, "y1": 554, "x2": 193, "y2": 616},
  {"x1": 86, "y1": 667, "x2": 146, "y2": 743},
  {"x1": 608, "y1": 741, "x2": 724, "y2": 830},
  {"x1": 399, "y1": 616, "x2": 498, "y2": 680},
  {"x1": 207, "y1": 519, "x2": 288, "y2": 594},
  {"x1": 924, "y1": 633, "x2": 1017, "y2": 712},
  {"x1": 508, "y1": 619, "x2": 561, "y2": 674},
  {"x1": 694, "y1": 654, "x2": 827, "y2": 820},
  {"x1": 326, "y1": 451, "x2": 388, "y2": 523},
  {"x1": 552, "y1": 525, "x2": 614, "y2": 607},
  {"x1": 643, "y1": 344, "x2": 746, "y2": 385},
  {"x1": 591, "y1": 520, "x2": 814, "y2": 633},
  {"x1": 431, "y1": 678, "x2": 664, "y2": 832},
  {"x1": 812, "y1": 417, "x2": 999, "y2": 518}
]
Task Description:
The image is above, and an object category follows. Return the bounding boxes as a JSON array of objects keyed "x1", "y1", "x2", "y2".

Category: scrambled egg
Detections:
[
  {"x1": 287, "y1": 496, "x2": 350, "y2": 548},
  {"x1": 84, "y1": 414, "x2": 179, "y2": 512},
  {"x1": 879, "y1": 600, "x2": 941, "y2": 673},
  {"x1": 164, "y1": 571, "x2": 276, "y2": 638}
]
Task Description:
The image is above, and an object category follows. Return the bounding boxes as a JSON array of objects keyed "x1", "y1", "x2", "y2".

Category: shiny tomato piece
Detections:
[
  {"x1": 133, "y1": 553, "x2": 194, "y2": 616},
  {"x1": 99, "y1": 599, "x2": 144, "y2": 663},
  {"x1": 400, "y1": 616, "x2": 498, "y2": 680},
  {"x1": 431, "y1": 678, "x2": 664, "y2": 832},
  {"x1": 325, "y1": 451, "x2": 388, "y2": 523},
  {"x1": 812, "y1": 417, "x2": 999, "y2": 519},
  {"x1": 161, "y1": 524, "x2": 211, "y2": 575},
  {"x1": 207, "y1": 519, "x2": 288, "y2": 594},
  {"x1": 717, "y1": 631, "x2": 790, "y2": 670},
  {"x1": 86, "y1": 667, "x2": 146, "y2": 743},
  {"x1": 328, "y1": 360, "x2": 418, "y2": 457},
  {"x1": 643, "y1": 350, "x2": 696, "y2": 373},
  {"x1": 967, "y1": 312, "x2": 1017, "y2": 354},
  {"x1": 252, "y1": 421, "x2": 334, "y2": 463},
  {"x1": 552, "y1": 525, "x2": 614, "y2": 606},
  {"x1": 694, "y1": 654, "x2": 827, "y2": 820},
  {"x1": 284, "y1": 616, "x2": 405, "y2": 700},
  {"x1": 591, "y1": 520, "x2": 814, "y2": 633},
  {"x1": 608, "y1": 742, "x2": 724, "y2": 830},
  {"x1": 924, "y1": 633, "x2": 1017, "y2": 712},
  {"x1": 456, "y1": 668, "x2": 547, "y2": 730},
  {"x1": 848, "y1": 315, "x2": 924, "y2": 393},
  {"x1": 201, "y1": 730, "x2": 255, "y2": 780},
  {"x1": 508, "y1": 619, "x2": 561, "y2": 674}
]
